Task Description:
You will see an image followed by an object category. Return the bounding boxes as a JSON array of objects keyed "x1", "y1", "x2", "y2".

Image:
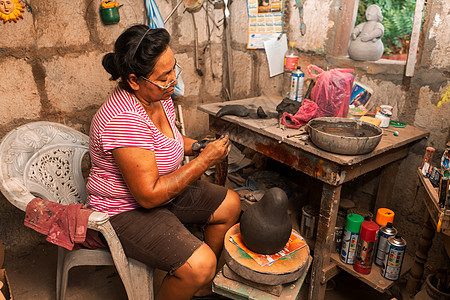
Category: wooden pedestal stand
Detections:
[{"x1": 213, "y1": 223, "x2": 311, "y2": 299}]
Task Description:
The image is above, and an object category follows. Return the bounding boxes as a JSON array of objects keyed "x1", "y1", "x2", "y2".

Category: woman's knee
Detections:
[
  {"x1": 226, "y1": 190, "x2": 241, "y2": 220},
  {"x1": 177, "y1": 244, "x2": 217, "y2": 286}
]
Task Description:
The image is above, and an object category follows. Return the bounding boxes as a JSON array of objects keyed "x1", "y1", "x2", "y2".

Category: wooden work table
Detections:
[{"x1": 198, "y1": 95, "x2": 429, "y2": 300}]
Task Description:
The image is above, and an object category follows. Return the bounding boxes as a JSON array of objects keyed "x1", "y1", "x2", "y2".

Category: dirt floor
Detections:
[{"x1": 3, "y1": 242, "x2": 411, "y2": 300}]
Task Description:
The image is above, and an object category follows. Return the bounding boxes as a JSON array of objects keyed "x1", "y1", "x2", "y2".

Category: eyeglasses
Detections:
[{"x1": 140, "y1": 63, "x2": 183, "y2": 90}]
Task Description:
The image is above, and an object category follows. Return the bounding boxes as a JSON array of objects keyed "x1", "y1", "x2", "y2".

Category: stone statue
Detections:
[{"x1": 348, "y1": 4, "x2": 384, "y2": 61}]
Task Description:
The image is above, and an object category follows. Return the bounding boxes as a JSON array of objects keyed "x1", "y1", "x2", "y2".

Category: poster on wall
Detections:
[{"x1": 247, "y1": 0, "x2": 285, "y2": 49}]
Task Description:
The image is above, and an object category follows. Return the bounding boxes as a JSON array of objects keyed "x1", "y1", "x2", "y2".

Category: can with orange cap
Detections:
[
  {"x1": 354, "y1": 221, "x2": 379, "y2": 274},
  {"x1": 375, "y1": 208, "x2": 395, "y2": 226}
]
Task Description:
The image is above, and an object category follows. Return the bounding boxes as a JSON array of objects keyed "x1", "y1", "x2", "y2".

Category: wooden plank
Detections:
[
  {"x1": 309, "y1": 184, "x2": 342, "y2": 300},
  {"x1": 374, "y1": 161, "x2": 401, "y2": 213},
  {"x1": 213, "y1": 257, "x2": 312, "y2": 300},
  {"x1": 330, "y1": 0, "x2": 359, "y2": 56},
  {"x1": 330, "y1": 252, "x2": 414, "y2": 293},
  {"x1": 417, "y1": 169, "x2": 450, "y2": 235},
  {"x1": 199, "y1": 97, "x2": 429, "y2": 166},
  {"x1": 321, "y1": 262, "x2": 341, "y2": 284},
  {"x1": 209, "y1": 117, "x2": 344, "y2": 186},
  {"x1": 342, "y1": 146, "x2": 409, "y2": 183},
  {"x1": 222, "y1": 265, "x2": 284, "y2": 297},
  {"x1": 405, "y1": 0, "x2": 425, "y2": 77}
]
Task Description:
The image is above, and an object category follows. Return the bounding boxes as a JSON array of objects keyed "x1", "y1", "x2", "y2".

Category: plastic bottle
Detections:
[
  {"x1": 289, "y1": 66, "x2": 305, "y2": 103},
  {"x1": 284, "y1": 42, "x2": 299, "y2": 72}
]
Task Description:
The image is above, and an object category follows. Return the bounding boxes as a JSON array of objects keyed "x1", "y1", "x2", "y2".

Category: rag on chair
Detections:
[
  {"x1": 145, "y1": 0, "x2": 185, "y2": 97},
  {"x1": 24, "y1": 197, "x2": 105, "y2": 250}
]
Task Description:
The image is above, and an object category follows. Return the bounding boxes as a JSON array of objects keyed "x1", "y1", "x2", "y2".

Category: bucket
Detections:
[{"x1": 101, "y1": 7, "x2": 120, "y2": 24}]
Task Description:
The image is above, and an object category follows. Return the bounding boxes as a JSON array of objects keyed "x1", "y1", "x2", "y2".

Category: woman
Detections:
[{"x1": 86, "y1": 24, "x2": 241, "y2": 300}]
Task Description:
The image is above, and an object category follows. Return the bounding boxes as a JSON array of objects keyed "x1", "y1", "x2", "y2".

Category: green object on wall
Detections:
[{"x1": 101, "y1": 7, "x2": 120, "y2": 24}]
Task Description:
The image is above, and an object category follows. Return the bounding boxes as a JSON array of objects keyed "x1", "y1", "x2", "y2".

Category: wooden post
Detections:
[
  {"x1": 405, "y1": 0, "x2": 425, "y2": 77},
  {"x1": 309, "y1": 184, "x2": 342, "y2": 300},
  {"x1": 406, "y1": 212, "x2": 436, "y2": 295},
  {"x1": 374, "y1": 161, "x2": 400, "y2": 213}
]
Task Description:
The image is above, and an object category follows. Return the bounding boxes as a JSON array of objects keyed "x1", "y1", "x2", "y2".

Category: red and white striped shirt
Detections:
[{"x1": 86, "y1": 87, "x2": 184, "y2": 216}]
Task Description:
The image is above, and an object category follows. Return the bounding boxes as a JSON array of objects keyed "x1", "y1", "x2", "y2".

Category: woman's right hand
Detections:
[{"x1": 198, "y1": 135, "x2": 231, "y2": 167}]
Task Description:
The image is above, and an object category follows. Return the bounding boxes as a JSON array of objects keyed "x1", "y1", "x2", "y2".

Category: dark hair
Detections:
[{"x1": 102, "y1": 25, "x2": 171, "y2": 92}]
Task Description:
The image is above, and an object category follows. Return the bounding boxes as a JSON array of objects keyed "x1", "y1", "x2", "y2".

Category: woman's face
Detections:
[{"x1": 136, "y1": 47, "x2": 178, "y2": 103}]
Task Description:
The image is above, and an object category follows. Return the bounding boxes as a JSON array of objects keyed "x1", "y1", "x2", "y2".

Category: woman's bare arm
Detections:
[{"x1": 112, "y1": 135, "x2": 230, "y2": 209}]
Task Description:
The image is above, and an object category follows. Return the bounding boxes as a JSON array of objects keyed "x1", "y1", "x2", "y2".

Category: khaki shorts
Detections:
[{"x1": 109, "y1": 180, "x2": 228, "y2": 273}]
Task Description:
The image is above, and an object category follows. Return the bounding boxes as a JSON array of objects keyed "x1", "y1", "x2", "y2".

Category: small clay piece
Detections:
[
  {"x1": 192, "y1": 138, "x2": 216, "y2": 152},
  {"x1": 216, "y1": 105, "x2": 250, "y2": 118},
  {"x1": 240, "y1": 187, "x2": 292, "y2": 254},
  {"x1": 257, "y1": 106, "x2": 268, "y2": 118}
]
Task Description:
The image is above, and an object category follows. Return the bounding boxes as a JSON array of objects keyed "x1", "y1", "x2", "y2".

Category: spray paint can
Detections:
[
  {"x1": 354, "y1": 221, "x2": 379, "y2": 274},
  {"x1": 289, "y1": 66, "x2": 305, "y2": 103},
  {"x1": 375, "y1": 222, "x2": 397, "y2": 266},
  {"x1": 373, "y1": 208, "x2": 395, "y2": 265},
  {"x1": 340, "y1": 213, "x2": 364, "y2": 264},
  {"x1": 381, "y1": 234, "x2": 407, "y2": 281},
  {"x1": 334, "y1": 216, "x2": 346, "y2": 253}
]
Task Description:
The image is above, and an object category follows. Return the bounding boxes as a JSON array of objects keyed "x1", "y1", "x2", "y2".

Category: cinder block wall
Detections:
[{"x1": 1, "y1": 0, "x2": 449, "y2": 270}]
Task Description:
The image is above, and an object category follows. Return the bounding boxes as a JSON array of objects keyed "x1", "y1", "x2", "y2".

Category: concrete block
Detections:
[
  {"x1": 257, "y1": 51, "x2": 283, "y2": 97},
  {"x1": 231, "y1": 50, "x2": 252, "y2": 99},
  {"x1": 44, "y1": 51, "x2": 116, "y2": 112},
  {"x1": 0, "y1": 58, "x2": 40, "y2": 124},
  {"x1": 175, "y1": 53, "x2": 202, "y2": 97},
  {"x1": 230, "y1": 0, "x2": 248, "y2": 45},
  {"x1": 201, "y1": 43, "x2": 224, "y2": 97},
  {"x1": 35, "y1": 0, "x2": 90, "y2": 48},
  {"x1": 414, "y1": 85, "x2": 450, "y2": 150},
  {"x1": 0, "y1": 10, "x2": 35, "y2": 48},
  {"x1": 357, "y1": 76, "x2": 406, "y2": 119},
  {"x1": 178, "y1": 8, "x2": 210, "y2": 45},
  {"x1": 289, "y1": 0, "x2": 332, "y2": 51}
]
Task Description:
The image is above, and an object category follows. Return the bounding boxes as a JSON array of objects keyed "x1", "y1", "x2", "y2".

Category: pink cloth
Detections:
[
  {"x1": 281, "y1": 99, "x2": 319, "y2": 129},
  {"x1": 24, "y1": 197, "x2": 105, "y2": 250}
]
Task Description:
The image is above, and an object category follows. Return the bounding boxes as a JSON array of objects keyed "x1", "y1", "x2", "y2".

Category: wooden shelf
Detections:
[
  {"x1": 417, "y1": 168, "x2": 450, "y2": 235},
  {"x1": 329, "y1": 252, "x2": 413, "y2": 293}
]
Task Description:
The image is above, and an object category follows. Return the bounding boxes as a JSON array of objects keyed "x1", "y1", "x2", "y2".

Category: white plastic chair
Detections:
[{"x1": 0, "y1": 121, "x2": 154, "y2": 300}]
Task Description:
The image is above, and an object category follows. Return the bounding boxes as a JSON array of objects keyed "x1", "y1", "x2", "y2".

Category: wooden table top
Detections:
[{"x1": 198, "y1": 95, "x2": 429, "y2": 166}]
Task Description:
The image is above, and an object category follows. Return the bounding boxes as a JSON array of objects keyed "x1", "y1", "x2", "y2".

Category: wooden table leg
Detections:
[
  {"x1": 406, "y1": 212, "x2": 435, "y2": 295},
  {"x1": 309, "y1": 183, "x2": 342, "y2": 300},
  {"x1": 374, "y1": 161, "x2": 400, "y2": 213}
]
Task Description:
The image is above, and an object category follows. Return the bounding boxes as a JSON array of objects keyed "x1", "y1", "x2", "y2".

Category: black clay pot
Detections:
[{"x1": 240, "y1": 187, "x2": 292, "y2": 255}]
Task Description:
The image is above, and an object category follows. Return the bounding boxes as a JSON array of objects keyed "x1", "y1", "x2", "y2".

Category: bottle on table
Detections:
[{"x1": 284, "y1": 42, "x2": 299, "y2": 72}]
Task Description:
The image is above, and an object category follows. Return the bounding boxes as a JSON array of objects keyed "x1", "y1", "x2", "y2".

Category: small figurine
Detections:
[{"x1": 348, "y1": 4, "x2": 384, "y2": 61}]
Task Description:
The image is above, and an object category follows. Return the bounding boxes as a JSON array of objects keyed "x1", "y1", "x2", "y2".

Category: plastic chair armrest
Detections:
[{"x1": 87, "y1": 211, "x2": 109, "y2": 228}]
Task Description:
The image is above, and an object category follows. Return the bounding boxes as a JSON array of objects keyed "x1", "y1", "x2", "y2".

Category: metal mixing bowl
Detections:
[{"x1": 306, "y1": 117, "x2": 383, "y2": 155}]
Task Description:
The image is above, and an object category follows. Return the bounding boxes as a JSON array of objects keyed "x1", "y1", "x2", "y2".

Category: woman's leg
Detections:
[
  {"x1": 156, "y1": 243, "x2": 217, "y2": 300},
  {"x1": 194, "y1": 189, "x2": 241, "y2": 296},
  {"x1": 204, "y1": 189, "x2": 241, "y2": 258}
]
